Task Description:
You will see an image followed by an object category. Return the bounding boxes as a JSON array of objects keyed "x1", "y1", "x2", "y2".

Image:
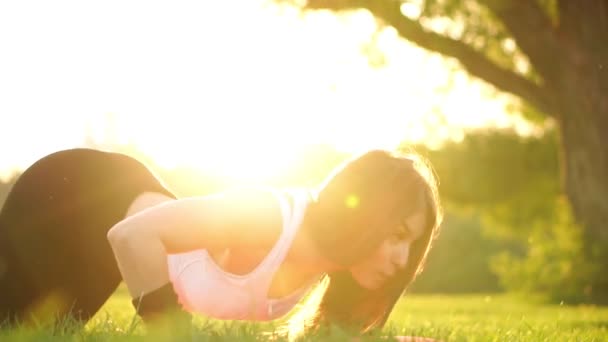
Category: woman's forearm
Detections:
[{"x1": 107, "y1": 222, "x2": 171, "y2": 298}]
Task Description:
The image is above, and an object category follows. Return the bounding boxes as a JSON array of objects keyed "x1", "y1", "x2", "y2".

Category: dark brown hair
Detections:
[{"x1": 286, "y1": 149, "x2": 442, "y2": 337}]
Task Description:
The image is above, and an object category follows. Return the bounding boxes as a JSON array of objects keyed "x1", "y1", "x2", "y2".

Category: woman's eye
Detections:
[{"x1": 393, "y1": 227, "x2": 410, "y2": 240}]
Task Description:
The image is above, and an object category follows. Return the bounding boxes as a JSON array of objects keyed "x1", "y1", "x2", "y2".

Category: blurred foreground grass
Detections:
[{"x1": 1, "y1": 285, "x2": 606, "y2": 341}]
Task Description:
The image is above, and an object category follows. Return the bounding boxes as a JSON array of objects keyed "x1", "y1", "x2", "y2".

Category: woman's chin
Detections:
[{"x1": 353, "y1": 273, "x2": 385, "y2": 290}]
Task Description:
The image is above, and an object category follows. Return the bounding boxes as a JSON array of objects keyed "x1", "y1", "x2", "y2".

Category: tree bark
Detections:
[{"x1": 555, "y1": 36, "x2": 608, "y2": 300}]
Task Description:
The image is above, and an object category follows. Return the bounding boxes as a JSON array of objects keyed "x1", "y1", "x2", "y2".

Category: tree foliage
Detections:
[
  {"x1": 412, "y1": 128, "x2": 600, "y2": 301},
  {"x1": 491, "y1": 197, "x2": 600, "y2": 303}
]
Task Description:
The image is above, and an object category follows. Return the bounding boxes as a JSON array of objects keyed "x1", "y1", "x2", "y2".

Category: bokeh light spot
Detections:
[{"x1": 345, "y1": 194, "x2": 360, "y2": 209}]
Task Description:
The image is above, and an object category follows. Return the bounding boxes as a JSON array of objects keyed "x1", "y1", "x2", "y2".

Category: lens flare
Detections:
[{"x1": 345, "y1": 194, "x2": 360, "y2": 209}]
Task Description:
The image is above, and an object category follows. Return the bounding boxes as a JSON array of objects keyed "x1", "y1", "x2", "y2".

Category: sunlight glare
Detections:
[{"x1": 0, "y1": 0, "x2": 529, "y2": 182}]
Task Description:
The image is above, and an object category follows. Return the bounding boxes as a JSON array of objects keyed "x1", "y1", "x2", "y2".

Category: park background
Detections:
[{"x1": 1, "y1": 1, "x2": 607, "y2": 340}]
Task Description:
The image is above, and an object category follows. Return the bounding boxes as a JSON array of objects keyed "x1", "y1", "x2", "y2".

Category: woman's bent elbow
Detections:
[{"x1": 107, "y1": 224, "x2": 130, "y2": 248}]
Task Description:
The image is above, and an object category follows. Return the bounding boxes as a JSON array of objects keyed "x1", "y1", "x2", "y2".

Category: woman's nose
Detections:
[{"x1": 392, "y1": 242, "x2": 410, "y2": 268}]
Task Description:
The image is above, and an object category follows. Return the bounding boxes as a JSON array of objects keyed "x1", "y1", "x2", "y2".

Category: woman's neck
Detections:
[{"x1": 289, "y1": 222, "x2": 344, "y2": 275}]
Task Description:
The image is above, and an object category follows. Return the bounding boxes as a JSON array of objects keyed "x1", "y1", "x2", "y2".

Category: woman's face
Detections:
[{"x1": 349, "y1": 209, "x2": 427, "y2": 290}]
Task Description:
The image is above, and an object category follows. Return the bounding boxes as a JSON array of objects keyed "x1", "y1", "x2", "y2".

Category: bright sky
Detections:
[{"x1": 0, "y1": 0, "x2": 530, "y2": 182}]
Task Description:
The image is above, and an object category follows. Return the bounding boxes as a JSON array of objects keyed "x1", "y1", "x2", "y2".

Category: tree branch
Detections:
[
  {"x1": 304, "y1": 0, "x2": 556, "y2": 116},
  {"x1": 484, "y1": 0, "x2": 563, "y2": 84}
]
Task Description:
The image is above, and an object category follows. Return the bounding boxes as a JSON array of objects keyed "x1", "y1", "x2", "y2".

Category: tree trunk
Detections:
[{"x1": 556, "y1": 47, "x2": 608, "y2": 301}]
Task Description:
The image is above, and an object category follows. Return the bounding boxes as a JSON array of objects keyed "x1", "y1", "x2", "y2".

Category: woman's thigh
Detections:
[{"x1": 0, "y1": 148, "x2": 176, "y2": 323}]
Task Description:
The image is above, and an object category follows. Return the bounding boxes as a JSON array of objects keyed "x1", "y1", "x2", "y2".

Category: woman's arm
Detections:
[{"x1": 107, "y1": 187, "x2": 281, "y2": 298}]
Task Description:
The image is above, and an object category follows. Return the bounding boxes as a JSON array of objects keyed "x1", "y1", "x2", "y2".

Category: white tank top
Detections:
[{"x1": 166, "y1": 188, "x2": 319, "y2": 321}]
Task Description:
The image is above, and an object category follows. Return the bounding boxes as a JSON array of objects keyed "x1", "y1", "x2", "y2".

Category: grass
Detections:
[
  {"x1": 1, "y1": 286, "x2": 607, "y2": 341},
  {"x1": 388, "y1": 294, "x2": 607, "y2": 342}
]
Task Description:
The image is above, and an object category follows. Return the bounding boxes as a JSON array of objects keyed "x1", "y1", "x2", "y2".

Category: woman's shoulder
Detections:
[
  {"x1": 192, "y1": 186, "x2": 287, "y2": 249},
  {"x1": 208, "y1": 186, "x2": 311, "y2": 212},
  {"x1": 204, "y1": 185, "x2": 282, "y2": 214},
  {"x1": 204, "y1": 186, "x2": 313, "y2": 249}
]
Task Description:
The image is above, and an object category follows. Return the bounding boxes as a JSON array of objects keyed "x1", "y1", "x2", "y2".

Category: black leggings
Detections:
[{"x1": 0, "y1": 148, "x2": 176, "y2": 324}]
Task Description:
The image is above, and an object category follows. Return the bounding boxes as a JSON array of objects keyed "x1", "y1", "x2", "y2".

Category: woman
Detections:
[{"x1": 0, "y1": 148, "x2": 442, "y2": 339}]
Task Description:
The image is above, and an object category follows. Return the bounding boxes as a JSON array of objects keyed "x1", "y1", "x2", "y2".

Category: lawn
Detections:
[{"x1": 1, "y1": 286, "x2": 606, "y2": 341}]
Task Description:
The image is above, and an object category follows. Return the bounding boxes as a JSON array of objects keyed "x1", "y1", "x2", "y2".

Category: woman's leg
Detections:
[{"x1": 0, "y1": 148, "x2": 176, "y2": 324}]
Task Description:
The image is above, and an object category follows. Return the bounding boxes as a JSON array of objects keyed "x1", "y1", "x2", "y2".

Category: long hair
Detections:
[{"x1": 286, "y1": 149, "x2": 442, "y2": 337}]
